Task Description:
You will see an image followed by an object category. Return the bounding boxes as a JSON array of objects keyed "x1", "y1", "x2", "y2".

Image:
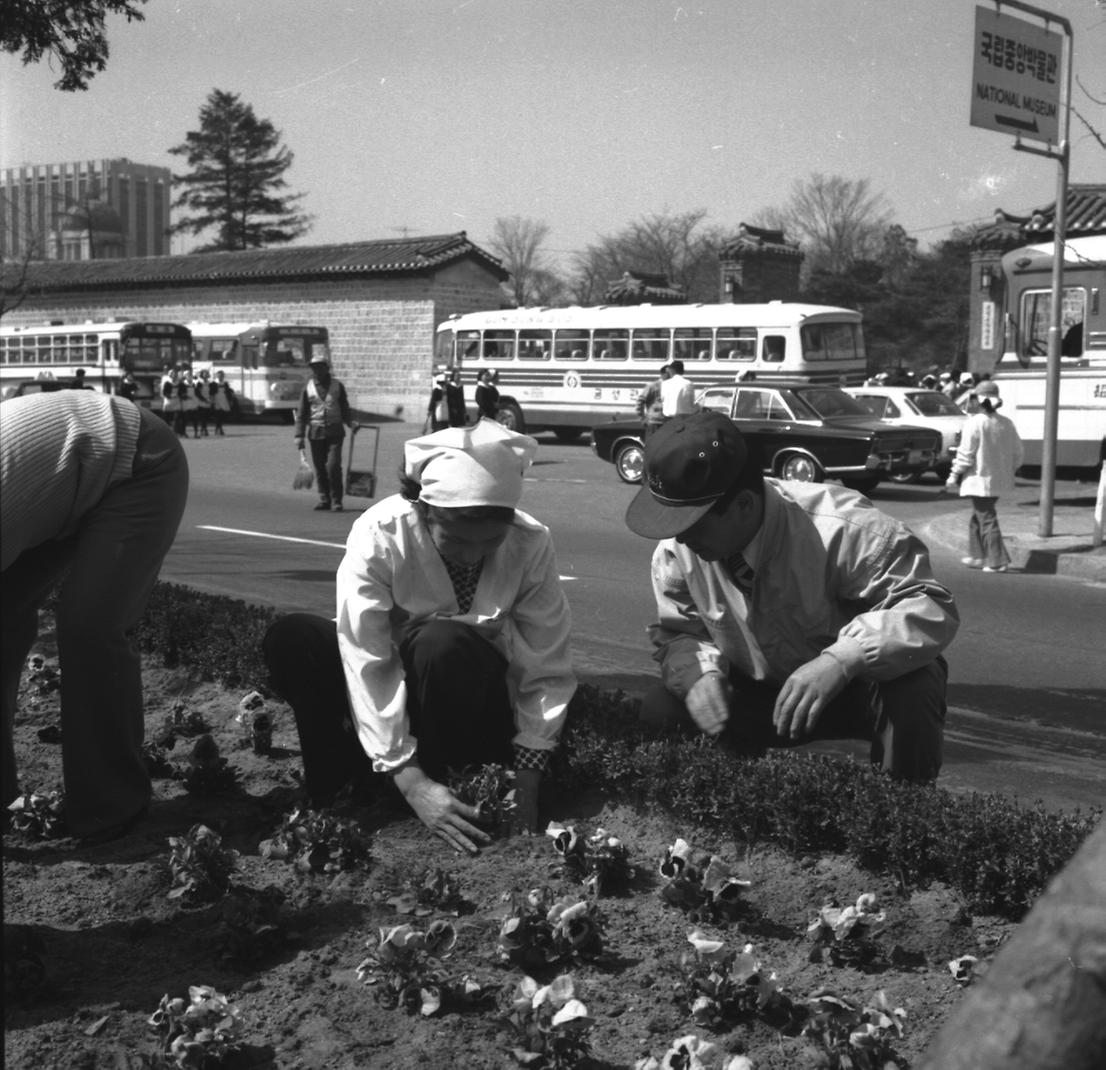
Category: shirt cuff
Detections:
[{"x1": 513, "y1": 745, "x2": 550, "y2": 773}]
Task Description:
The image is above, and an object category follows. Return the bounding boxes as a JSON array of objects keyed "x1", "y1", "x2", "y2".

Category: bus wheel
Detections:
[
  {"x1": 615, "y1": 442, "x2": 645, "y2": 484},
  {"x1": 496, "y1": 401, "x2": 526, "y2": 433},
  {"x1": 777, "y1": 452, "x2": 823, "y2": 483},
  {"x1": 553, "y1": 427, "x2": 585, "y2": 443}
]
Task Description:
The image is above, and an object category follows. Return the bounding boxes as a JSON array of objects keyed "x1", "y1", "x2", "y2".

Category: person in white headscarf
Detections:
[{"x1": 262, "y1": 419, "x2": 576, "y2": 853}]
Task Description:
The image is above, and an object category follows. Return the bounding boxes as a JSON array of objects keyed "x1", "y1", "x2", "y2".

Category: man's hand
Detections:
[
  {"x1": 512, "y1": 768, "x2": 541, "y2": 834},
  {"x1": 392, "y1": 763, "x2": 490, "y2": 854},
  {"x1": 773, "y1": 653, "x2": 849, "y2": 741},
  {"x1": 685, "y1": 672, "x2": 733, "y2": 736},
  {"x1": 294, "y1": 437, "x2": 304, "y2": 450}
]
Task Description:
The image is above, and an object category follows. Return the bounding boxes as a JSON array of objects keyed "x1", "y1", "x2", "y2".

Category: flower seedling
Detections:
[
  {"x1": 498, "y1": 888, "x2": 605, "y2": 967},
  {"x1": 384, "y1": 867, "x2": 469, "y2": 917},
  {"x1": 7, "y1": 789, "x2": 67, "y2": 840},
  {"x1": 658, "y1": 838, "x2": 751, "y2": 924},
  {"x1": 154, "y1": 701, "x2": 211, "y2": 749},
  {"x1": 504, "y1": 974, "x2": 593, "y2": 1070},
  {"x1": 142, "y1": 740, "x2": 176, "y2": 779},
  {"x1": 234, "y1": 690, "x2": 276, "y2": 754},
  {"x1": 20, "y1": 653, "x2": 60, "y2": 705},
  {"x1": 802, "y1": 988, "x2": 905, "y2": 1070},
  {"x1": 179, "y1": 734, "x2": 240, "y2": 796},
  {"x1": 948, "y1": 954, "x2": 980, "y2": 986},
  {"x1": 449, "y1": 763, "x2": 517, "y2": 829},
  {"x1": 148, "y1": 984, "x2": 244, "y2": 1068},
  {"x1": 674, "y1": 930, "x2": 794, "y2": 1031},
  {"x1": 807, "y1": 892, "x2": 887, "y2": 968},
  {"x1": 546, "y1": 824, "x2": 634, "y2": 897},
  {"x1": 167, "y1": 824, "x2": 238, "y2": 905},
  {"x1": 259, "y1": 806, "x2": 372, "y2": 874},
  {"x1": 356, "y1": 921, "x2": 490, "y2": 1016},
  {"x1": 636, "y1": 1034, "x2": 753, "y2": 1070},
  {"x1": 219, "y1": 885, "x2": 288, "y2": 964}
]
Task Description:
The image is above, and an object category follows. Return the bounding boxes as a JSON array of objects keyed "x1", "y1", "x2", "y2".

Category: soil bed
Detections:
[{"x1": 4, "y1": 647, "x2": 1015, "y2": 1069}]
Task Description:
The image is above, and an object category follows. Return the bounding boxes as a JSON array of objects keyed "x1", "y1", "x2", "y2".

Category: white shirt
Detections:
[
  {"x1": 951, "y1": 410, "x2": 1024, "y2": 497},
  {"x1": 335, "y1": 494, "x2": 576, "y2": 772},
  {"x1": 660, "y1": 374, "x2": 698, "y2": 416}
]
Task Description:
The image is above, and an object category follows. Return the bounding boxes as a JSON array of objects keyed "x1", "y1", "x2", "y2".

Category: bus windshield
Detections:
[
  {"x1": 797, "y1": 386, "x2": 871, "y2": 418},
  {"x1": 801, "y1": 321, "x2": 864, "y2": 363},
  {"x1": 262, "y1": 337, "x2": 326, "y2": 367}
]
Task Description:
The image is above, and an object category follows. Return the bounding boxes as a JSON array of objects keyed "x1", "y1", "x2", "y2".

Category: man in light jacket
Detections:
[{"x1": 293, "y1": 356, "x2": 354, "y2": 512}]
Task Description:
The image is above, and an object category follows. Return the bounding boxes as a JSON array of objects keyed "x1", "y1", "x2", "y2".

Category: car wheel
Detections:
[
  {"x1": 496, "y1": 401, "x2": 526, "y2": 433},
  {"x1": 889, "y1": 471, "x2": 920, "y2": 484},
  {"x1": 614, "y1": 441, "x2": 645, "y2": 484},
  {"x1": 552, "y1": 427, "x2": 584, "y2": 443},
  {"x1": 777, "y1": 452, "x2": 823, "y2": 483},
  {"x1": 841, "y1": 475, "x2": 881, "y2": 495}
]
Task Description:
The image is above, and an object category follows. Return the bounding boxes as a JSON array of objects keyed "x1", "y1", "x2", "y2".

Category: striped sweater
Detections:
[{"x1": 0, "y1": 392, "x2": 142, "y2": 571}]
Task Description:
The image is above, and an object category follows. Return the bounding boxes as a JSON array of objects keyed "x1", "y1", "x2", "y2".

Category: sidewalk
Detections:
[{"x1": 924, "y1": 483, "x2": 1106, "y2": 583}]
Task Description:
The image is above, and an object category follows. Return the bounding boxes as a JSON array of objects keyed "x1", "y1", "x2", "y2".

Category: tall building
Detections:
[{"x1": 0, "y1": 158, "x2": 172, "y2": 262}]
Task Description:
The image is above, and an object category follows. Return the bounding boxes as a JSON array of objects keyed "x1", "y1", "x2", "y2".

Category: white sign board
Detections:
[
  {"x1": 981, "y1": 299, "x2": 996, "y2": 351},
  {"x1": 971, "y1": 6, "x2": 1062, "y2": 143}
]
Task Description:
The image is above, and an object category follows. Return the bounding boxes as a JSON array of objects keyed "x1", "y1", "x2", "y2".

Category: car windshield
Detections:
[
  {"x1": 907, "y1": 391, "x2": 964, "y2": 416},
  {"x1": 795, "y1": 387, "x2": 871, "y2": 418}
]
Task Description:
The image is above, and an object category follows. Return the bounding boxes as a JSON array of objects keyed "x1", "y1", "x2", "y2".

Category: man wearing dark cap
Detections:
[
  {"x1": 625, "y1": 412, "x2": 958, "y2": 782},
  {"x1": 293, "y1": 356, "x2": 354, "y2": 512}
]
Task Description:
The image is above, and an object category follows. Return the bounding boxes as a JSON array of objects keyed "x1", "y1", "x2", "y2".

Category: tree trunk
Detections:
[{"x1": 917, "y1": 820, "x2": 1106, "y2": 1070}]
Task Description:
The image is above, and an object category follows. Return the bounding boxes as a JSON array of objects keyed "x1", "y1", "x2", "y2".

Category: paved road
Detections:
[{"x1": 161, "y1": 422, "x2": 1106, "y2": 813}]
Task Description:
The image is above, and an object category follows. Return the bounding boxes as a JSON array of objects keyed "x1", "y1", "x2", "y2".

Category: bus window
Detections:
[
  {"x1": 1020, "y1": 287, "x2": 1085, "y2": 359},
  {"x1": 715, "y1": 327, "x2": 757, "y2": 361},
  {"x1": 762, "y1": 335, "x2": 786, "y2": 362},
  {"x1": 631, "y1": 329, "x2": 669, "y2": 362},
  {"x1": 801, "y1": 322, "x2": 859, "y2": 362},
  {"x1": 483, "y1": 329, "x2": 516, "y2": 360},
  {"x1": 673, "y1": 328, "x2": 713, "y2": 362},
  {"x1": 519, "y1": 330, "x2": 552, "y2": 360},
  {"x1": 458, "y1": 330, "x2": 481, "y2": 361},
  {"x1": 264, "y1": 339, "x2": 306, "y2": 367},
  {"x1": 434, "y1": 331, "x2": 455, "y2": 366},
  {"x1": 593, "y1": 329, "x2": 628, "y2": 361},
  {"x1": 554, "y1": 329, "x2": 589, "y2": 360}
]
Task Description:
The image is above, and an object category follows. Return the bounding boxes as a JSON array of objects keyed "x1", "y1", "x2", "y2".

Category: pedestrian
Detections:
[
  {"x1": 953, "y1": 372, "x2": 976, "y2": 409},
  {"x1": 636, "y1": 363, "x2": 670, "y2": 438},
  {"x1": 1, "y1": 391, "x2": 190, "y2": 841},
  {"x1": 474, "y1": 368, "x2": 500, "y2": 421},
  {"x1": 180, "y1": 370, "x2": 200, "y2": 438},
  {"x1": 117, "y1": 372, "x2": 139, "y2": 403},
  {"x1": 624, "y1": 412, "x2": 959, "y2": 784},
  {"x1": 939, "y1": 371, "x2": 957, "y2": 397},
  {"x1": 660, "y1": 359, "x2": 698, "y2": 418},
  {"x1": 445, "y1": 367, "x2": 467, "y2": 426},
  {"x1": 427, "y1": 366, "x2": 467, "y2": 431},
  {"x1": 945, "y1": 381, "x2": 1024, "y2": 573},
  {"x1": 160, "y1": 367, "x2": 183, "y2": 434},
  {"x1": 262, "y1": 419, "x2": 576, "y2": 853},
  {"x1": 209, "y1": 370, "x2": 233, "y2": 435},
  {"x1": 69, "y1": 368, "x2": 91, "y2": 390},
  {"x1": 293, "y1": 356, "x2": 354, "y2": 512},
  {"x1": 194, "y1": 370, "x2": 213, "y2": 437}
]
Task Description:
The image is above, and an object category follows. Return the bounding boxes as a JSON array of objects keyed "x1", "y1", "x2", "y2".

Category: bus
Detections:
[
  {"x1": 433, "y1": 302, "x2": 868, "y2": 438},
  {"x1": 993, "y1": 234, "x2": 1105, "y2": 477},
  {"x1": 0, "y1": 320, "x2": 193, "y2": 406},
  {"x1": 187, "y1": 322, "x2": 330, "y2": 418}
]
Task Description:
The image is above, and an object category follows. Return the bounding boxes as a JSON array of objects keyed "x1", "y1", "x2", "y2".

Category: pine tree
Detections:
[{"x1": 169, "y1": 89, "x2": 312, "y2": 252}]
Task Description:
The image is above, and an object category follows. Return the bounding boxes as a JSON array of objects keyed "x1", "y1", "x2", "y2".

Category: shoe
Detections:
[
  {"x1": 76, "y1": 804, "x2": 149, "y2": 846},
  {"x1": 983, "y1": 565, "x2": 1008, "y2": 573},
  {"x1": 960, "y1": 557, "x2": 983, "y2": 569},
  {"x1": 332, "y1": 504, "x2": 344, "y2": 512},
  {"x1": 313, "y1": 502, "x2": 331, "y2": 511}
]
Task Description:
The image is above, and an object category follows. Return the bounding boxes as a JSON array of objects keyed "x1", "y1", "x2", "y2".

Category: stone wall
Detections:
[{"x1": 5, "y1": 258, "x2": 502, "y2": 418}]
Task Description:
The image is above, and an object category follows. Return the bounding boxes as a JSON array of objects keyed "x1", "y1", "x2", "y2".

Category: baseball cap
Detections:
[
  {"x1": 625, "y1": 412, "x2": 748, "y2": 539},
  {"x1": 970, "y1": 380, "x2": 1000, "y2": 399},
  {"x1": 959, "y1": 372, "x2": 975, "y2": 385},
  {"x1": 309, "y1": 355, "x2": 329, "y2": 366}
]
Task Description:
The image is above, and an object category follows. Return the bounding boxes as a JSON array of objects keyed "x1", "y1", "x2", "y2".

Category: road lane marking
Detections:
[{"x1": 197, "y1": 525, "x2": 577, "y2": 579}]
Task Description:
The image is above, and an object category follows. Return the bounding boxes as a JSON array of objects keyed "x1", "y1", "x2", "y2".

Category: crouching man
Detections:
[{"x1": 624, "y1": 412, "x2": 958, "y2": 783}]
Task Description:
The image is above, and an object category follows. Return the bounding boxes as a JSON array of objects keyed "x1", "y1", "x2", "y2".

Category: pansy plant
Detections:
[
  {"x1": 807, "y1": 892, "x2": 887, "y2": 967},
  {"x1": 167, "y1": 824, "x2": 238, "y2": 905},
  {"x1": 259, "y1": 806, "x2": 373, "y2": 874},
  {"x1": 147, "y1": 984, "x2": 244, "y2": 1069},
  {"x1": 802, "y1": 988, "x2": 906, "y2": 1070},
  {"x1": 498, "y1": 887, "x2": 606, "y2": 967},
  {"x1": 636, "y1": 1033, "x2": 753, "y2": 1070},
  {"x1": 448, "y1": 763, "x2": 518, "y2": 830},
  {"x1": 658, "y1": 838, "x2": 751, "y2": 924},
  {"x1": 384, "y1": 867, "x2": 469, "y2": 917},
  {"x1": 504, "y1": 974, "x2": 593, "y2": 1069},
  {"x1": 7, "y1": 789, "x2": 67, "y2": 840},
  {"x1": 546, "y1": 824, "x2": 634, "y2": 897}
]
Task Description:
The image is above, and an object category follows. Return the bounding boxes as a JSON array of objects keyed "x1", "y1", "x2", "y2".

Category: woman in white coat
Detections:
[{"x1": 946, "y1": 380, "x2": 1024, "y2": 572}]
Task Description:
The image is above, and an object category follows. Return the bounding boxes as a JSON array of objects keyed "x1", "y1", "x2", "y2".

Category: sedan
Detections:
[
  {"x1": 591, "y1": 380, "x2": 941, "y2": 495},
  {"x1": 845, "y1": 386, "x2": 967, "y2": 481}
]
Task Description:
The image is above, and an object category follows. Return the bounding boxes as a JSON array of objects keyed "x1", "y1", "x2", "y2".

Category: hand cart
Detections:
[{"x1": 344, "y1": 423, "x2": 380, "y2": 499}]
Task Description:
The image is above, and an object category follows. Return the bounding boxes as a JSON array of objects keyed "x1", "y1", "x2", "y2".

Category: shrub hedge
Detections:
[{"x1": 127, "y1": 583, "x2": 1099, "y2": 920}]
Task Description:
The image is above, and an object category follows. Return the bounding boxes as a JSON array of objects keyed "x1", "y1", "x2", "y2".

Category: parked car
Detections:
[
  {"x1": 1, "y1": 377, "x2": 66, "y2": 401},
  {"x1": 845, "y1": 385, "x2": 966, "y2": 482},
  {"x1": 591, "y1": 380, "x2": 940, "y2": 495}
]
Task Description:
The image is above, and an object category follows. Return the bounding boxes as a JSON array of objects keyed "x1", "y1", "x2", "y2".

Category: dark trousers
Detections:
[
  {"x1": 1, "y1": 409, "x2": 189, "y2": 836},
  {"x1": 307, "y1": 436, "x2": 344, "y2": 506},
  {"x1": 262, "y1": 614, "x2": 514, "y2": 804},
  {"x1": 641, "y1": 656, "x2": 948, "y2": 783}
]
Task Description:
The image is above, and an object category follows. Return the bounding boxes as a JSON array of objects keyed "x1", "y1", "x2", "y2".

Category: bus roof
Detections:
[
  {"x1": 438, "y1": 302, "x2": 862, "y2": 331},
  {"x1": 1002, "y1": 233, "x2": 1106, "y2": 274},
  {"x1": 0, "y1": 320, "x2": 190, "y2": 337}
]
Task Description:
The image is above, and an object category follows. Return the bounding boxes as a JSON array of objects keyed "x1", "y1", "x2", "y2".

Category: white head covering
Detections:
[{"x1": 404, "y1": 418, "x2": 538, "y2": 508}]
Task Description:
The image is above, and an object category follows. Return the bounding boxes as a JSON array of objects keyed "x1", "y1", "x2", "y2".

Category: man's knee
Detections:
[
  {"x1": 875, "y1": 657, "x2": 948, "y2": 781},
  {"x1": 263, "y1": 614, "x2": 338, "y2": 682},
  {"x1": 639, "y1": 682, "x2": 692, "y2": 728}
]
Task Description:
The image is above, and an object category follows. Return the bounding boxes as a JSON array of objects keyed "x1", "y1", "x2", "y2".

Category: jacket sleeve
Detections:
[
  {"x1": 293, "y1": 388, "x2": 309, "y2": 440},
  {"x1": 821, "y1": 524, "x2": 959, "y2": 682},
  {"x1": 646, "y1": 541, "x2": 729, "y2": 697},
  {"x1": 950, "y1": 417, "x2": 979, "y2": 478},
  {"x1": 506, "y1": 535, "x2": 577, "y2": 751},
  {"x1": 335, "y1": 529, "x2": 414, "y2": 772},
  {"x1": 339, "y1": 382, "x2": 353, "y2": 426}
]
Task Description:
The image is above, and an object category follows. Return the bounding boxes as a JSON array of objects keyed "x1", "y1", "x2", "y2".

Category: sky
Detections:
[{"x1": 1, "y1": 0, "x2": 1104, "y2": 267}]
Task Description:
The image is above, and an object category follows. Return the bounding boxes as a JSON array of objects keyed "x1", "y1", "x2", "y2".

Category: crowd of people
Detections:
[
  {"x1": 158, "y1": 365, "x2": 235, "y2": 438},
  {"x1": 863, "y1": 366, "x2": 996, "y2": 411}
]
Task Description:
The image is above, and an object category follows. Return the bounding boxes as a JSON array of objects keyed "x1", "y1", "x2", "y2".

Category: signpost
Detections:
[{"x1": 970, "y1": 2, "x2": 1072, "y2": 537}]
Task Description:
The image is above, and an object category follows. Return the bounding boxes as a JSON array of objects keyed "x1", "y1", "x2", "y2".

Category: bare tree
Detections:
[
  {"x1": 570, "y1": 209, "x2": 725, "y2": 304},
  {"x1": 1, "y1": 0, "x2": 149, "y2": 91},
  {"x1": 487, "y1": 216, "x2": 562, "y2": 306},
  {"x1": 756, "y1": 174, "x2": 895, "y2": 279}
]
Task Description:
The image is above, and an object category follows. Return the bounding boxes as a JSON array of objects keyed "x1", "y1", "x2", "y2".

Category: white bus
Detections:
[
  {"x1": 187, "y1": 321, "x2": 330, "y2": 418},
  {"x1": 993, "y1": 234, "x2": 1105, "y2": 477},
  {"x1": 0, "y1": 320, "x2": 193, "y2": 407},
  {"x1": 433, "y1": 302, "x2": 868, "y2": 438}
]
